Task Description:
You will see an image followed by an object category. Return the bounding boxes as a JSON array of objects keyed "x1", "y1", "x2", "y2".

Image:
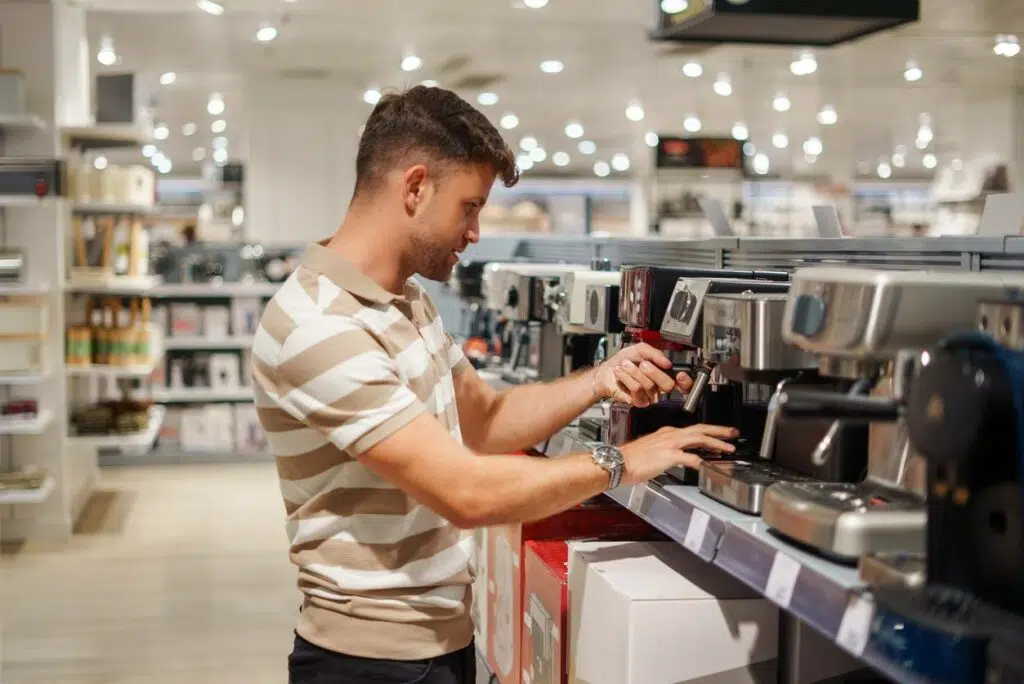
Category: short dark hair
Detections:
[{"x1": 354, "y1": 85, "x2": 519, "y2": 194}]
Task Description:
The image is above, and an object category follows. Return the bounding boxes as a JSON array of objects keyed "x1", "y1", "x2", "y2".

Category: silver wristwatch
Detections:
[{"x1": 591, "y1": 444, "x2": 625, "y2": 490}]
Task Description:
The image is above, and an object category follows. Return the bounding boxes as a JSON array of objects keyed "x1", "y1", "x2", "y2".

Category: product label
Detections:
[
  {"x1": 837, "y1": 594, "x2": 874, "y2": 656},
  {"x1": 683, "y1": 509, "x2": 711, "y2": 554},
  {"x1": 765, "y1": 552, "x2": 801, "y2": 609}
]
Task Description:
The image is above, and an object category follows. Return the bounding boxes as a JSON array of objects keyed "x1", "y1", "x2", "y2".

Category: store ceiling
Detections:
[{"x1": 80, "y1": 0, "x2": 1024, "y2": 180}]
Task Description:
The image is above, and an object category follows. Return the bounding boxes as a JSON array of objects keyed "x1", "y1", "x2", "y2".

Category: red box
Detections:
[
  {"x1": 485, "y1": 498, "x2": 655, "y2": 684},
  {"x1": 522, "y1": 541, "x2": 570, "y2": 684}
]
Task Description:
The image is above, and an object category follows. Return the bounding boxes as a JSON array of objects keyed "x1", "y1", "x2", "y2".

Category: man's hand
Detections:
[
  {"x1": 620, "y1": 424, "x2": 738, "y2": 485},
  {"x1": 594, "y1": 342, "x2": 694, "y2": 407}
]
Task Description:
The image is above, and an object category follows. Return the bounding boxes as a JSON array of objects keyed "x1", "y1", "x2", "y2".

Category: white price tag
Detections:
[
  {"x1": 764, "y1": 553, "x2": 801, "y2": 608},
  {"x1": 683, "y1": 509, "x2": 711, "y2": 553},
  {"x1": 836, "y1": 594, "x2": 875, "y2": 657}
]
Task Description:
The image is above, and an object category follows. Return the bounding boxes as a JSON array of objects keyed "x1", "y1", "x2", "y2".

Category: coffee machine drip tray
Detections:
[
  {"x1": 698, "y1": 460, "x2": 815, "y2": 515},
  {"x1": 761, "y1": 480, "x2": 926, "y2": 562},
  {"x1": 858, "y1": 551, "x2": 925, "y2": 590}
]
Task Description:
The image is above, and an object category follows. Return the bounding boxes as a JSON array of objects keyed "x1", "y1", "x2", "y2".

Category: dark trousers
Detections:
[{"x1": 289, "y1": 633, "x2": 478, "y2": 684}]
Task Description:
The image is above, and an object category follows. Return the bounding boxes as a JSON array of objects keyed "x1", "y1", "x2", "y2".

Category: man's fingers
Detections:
[
  {"x1": 688, "y1": 423, "x2": 740, "y2": 439},
  {"x1": 676, "y1": 372, "x2": 694, "y2": 393},
  {"x1": 620, "y1": 360, "x2": 656, "y2": 392},
  {"x1": 677, "y1": 452, "x2": 705, "y2": 470},
  {"x1": 681, "y1": 434, "x2": 737, "y2": 454},
  {"x1": 638, "y1": 361, "x2": 677, "y2": 393},
  {"x1": 633, "y1": 343, "x2": 673, "y2": 369}
]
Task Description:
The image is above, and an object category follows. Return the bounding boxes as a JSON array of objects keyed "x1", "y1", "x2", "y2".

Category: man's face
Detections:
[{"x1": 407, "y1": 163, "x2": 494, "y2": 282}]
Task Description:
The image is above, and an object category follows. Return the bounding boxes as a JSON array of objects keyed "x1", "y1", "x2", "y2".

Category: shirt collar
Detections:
[{"x1": 300, "y1": 240, "x2": 408, "y2": 304}]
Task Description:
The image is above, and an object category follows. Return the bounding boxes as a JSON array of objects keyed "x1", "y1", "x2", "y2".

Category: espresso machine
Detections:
[
  {"x1": 546, "y1": 259, "x2": 622, "y2": 380},
  {"x1": 448, "y1": 260, "x2": 498, "y2": 366},
  {"x1": 868, "y1": 294, "x2": 1024, "y2": 683},
  {"x1": 760, "y1": 267, "x2": 1024, "y2": 563}
]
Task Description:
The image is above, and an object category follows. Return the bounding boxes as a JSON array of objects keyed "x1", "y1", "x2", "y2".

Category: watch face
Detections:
[{"x1": 595, "y1": 445, "x2": 622, "y2": 468}]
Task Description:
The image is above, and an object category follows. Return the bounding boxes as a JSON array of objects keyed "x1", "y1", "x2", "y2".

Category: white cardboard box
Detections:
[
  {"x1": 472, "y1": 527, "x2": 489, "y2": 655},
  {"x1": 568, "y1": 541, "x2": 778, "y2": 684}
]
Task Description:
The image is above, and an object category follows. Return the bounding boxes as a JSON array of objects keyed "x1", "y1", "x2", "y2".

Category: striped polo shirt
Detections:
[{"x1": 251, "y1": 241, "x2": 473, "y2": 660}]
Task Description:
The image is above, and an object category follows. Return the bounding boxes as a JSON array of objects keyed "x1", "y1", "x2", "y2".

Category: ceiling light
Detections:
[
  {"x1": 611, "y1": 153, "x2": 631, "y2": 172},
  {"x1": 753, "y1": 153, "x2": 770, "y2": 175},
  {"x1": 151, "y1": 152, "x2": 166, "y2": 166},
  {"x1": 915, "y1": 137, "x2": 929, "y2": 150},
  {"x1": 255, "y1": 24, "x2": 278, "y2": 42},
  {"x1": 892, "y1": 153, "x2": 906, "y2": 168},
  {"x1": 661, "y1": 0, "x2": 688, "y2": 13},
  {"x1": 552, "y1": 152, "x2": 570, "y2": 167},
  {"x1": 211, "y1": 119, "x2": 227, "y2": 133},
  {"x1": 500, "y1": 113, "x2": 519, "y2": 130},
  {"x1": 193, "y1": 147, "x2": 207, "y2": 162},
  {"x1": 772, "y1": 132, "x2": 789, "y2": 149},
  {"x1": 213, "y1": 136, "x2": 228, "y2": 149},
  {"x1": 904, "y1": 60, "x2": 923, "y2": 82},
  {"x1": 401, "y1": 55, "x2": 423, "y2": 72},
  {"x1": 153, "y1": 123, "x2": 169, "y2": 140},
  {"x1": 529, "y1": 147, "x2": 547, "y2": 162},
  {"x1": 772, "y1": 94, "x2": 791, "y2": 112},
  {"x1": 803, "y1": 137, "x2": 823, "y2": 156},
  {"x1": 578, "y1": 140, "x2": 597, "y2": 155},
  {"x1": 683, "y1": 114, "x2": 702, "y2": 133},
  {"x1": 594, "y1": 161, "x2": 611, "y2": 178},
  {"x1": 142, "y1": 145, "x2": 157, "y2": 158},
  {"x1": 922, "y1": 153, "x2": 937, "y2": 169},
  {"x1": 877, "y1": 161, "x2": 892, "y2": 179},
  {"x1": 625, "y1": 102, "x2": 645, "y2": 122},
  {"x1": 682, "y1": 61, "x2": 703, "y2": 78},
  {"x1": 952, "y1": 157, "x2": 964, "y2": 171},
  {"x1": 743, "y1": 142, "x2": 756, "y2": 156},
  {"x1": 212, "y1": 148, "x2": 229, "y2": 164},
  {"x1": 93, "y1": 156, "x2": 108, "y2": 171},
  {"x1": 565, "y1": 122, "x2": 584, "y2": 139},
  {"x1": 817, "y1": 105, "x2": 838, "y2": 126},
  {"x1": 182, "y1": 122, "x2": 197, "y2": 136},
  {"x1": 516, "y1": 153, "x2": 534, "y2": 171},
  {"x1": 804, "y1": 154, "x2": 818, "y2": 165},
  {"x1": 731, "y1": 122, "x2": 749, "y2": 140},
  {"x1": 420, "y1": 79, "x2": 439, "y2": 87},
  {"x1": 160, "y1": 72, "x2": 177, "y2": 86},
  {"x1": 522, "y1": 0, "x2": 548, "y2": 7},
  {"x1": 158, "y1": 160, "x2": 173, "y2": 174},
  {"x1": 519, "y1": 136, "x2": 538, "y2": 152},
  {"x1": 645, "y1": 132, "x2": 659, "y2": 148},
  {"x1": 96, "y1": 35, "x2": 117, "y2": 66},
  {"x1": 477, "y1": 92, "x2": 499, "y2": 106},
  {"x1": 207, "y1": 93, "x2": 225, "y2": 115},
  {"x1": 197, "y1": 0, "x2": 224, "y2": 15},
  {"x1": 994, "y1": 34, "x2": 1021, "y2": 57},
  {"x1": 917, "y1": 124, "x2": 933, "y2": 144},
  {"x1": 790, "y1": 51, "x2": 817, "y2": 76},
  {"x1": 713, "y1": 74, "x2": 732, "y2": 97},
  {"x1": 363, "y1": 88, "x2": 381, "y2": 105},
  {"x1": 540, "y1": 60, "x2": 564, "y2": 74}
]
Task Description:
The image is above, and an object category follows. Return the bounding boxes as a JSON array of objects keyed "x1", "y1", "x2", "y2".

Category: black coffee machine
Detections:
[{"x1": 870, "y1": 295, "x2": 1024, "y2": 684}]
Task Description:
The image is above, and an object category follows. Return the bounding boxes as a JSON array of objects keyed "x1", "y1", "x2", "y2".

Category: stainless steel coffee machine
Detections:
[
  {"x1": 546, "y1": 260, "x2": 622, "y2": 380},
  {"x1": 760, "y1": 267, "x2": 1024, "y2": 562}
]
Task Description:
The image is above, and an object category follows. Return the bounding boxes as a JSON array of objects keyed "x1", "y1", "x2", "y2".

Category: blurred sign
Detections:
[{"x1": 656, "y1": 137, "x2": 744, "y2": 170}]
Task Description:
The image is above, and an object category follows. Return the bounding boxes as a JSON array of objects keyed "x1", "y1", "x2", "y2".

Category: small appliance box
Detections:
[
  {"x1": 567, "y1": 541, "x2": 779, "y2": 684},
  {"x1": 522, "y1": 541, "x2": 570, "y2": 684},
  {"x1": 486, "y1": 498, "x2": 655, "y2": 684},
  {"x1": 472, "y1": 527, "x2": 489, "y2": 651}
]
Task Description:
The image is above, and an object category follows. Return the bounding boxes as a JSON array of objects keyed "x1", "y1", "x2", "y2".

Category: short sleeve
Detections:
[
  {"x1": 274, "y1": 321, "x2": 426, "y2": 457},
  {"x1": 416, "y1": 284, "x2": 471, "y2": 376}
]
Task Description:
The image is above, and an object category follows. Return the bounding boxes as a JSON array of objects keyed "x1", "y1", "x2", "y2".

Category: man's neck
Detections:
[{"x1": 326, "y1": 207, "x2": 410, "y2": 295}]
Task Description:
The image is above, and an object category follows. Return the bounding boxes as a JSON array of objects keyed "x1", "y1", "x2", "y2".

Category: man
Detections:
[{"x1": 252, "y1": 85, "x2": 738, "y2": 684}]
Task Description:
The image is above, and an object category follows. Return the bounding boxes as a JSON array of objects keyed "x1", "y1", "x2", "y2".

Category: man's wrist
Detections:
[{"x1": 590, "y1": 363, "x2": 607, "y2": 402}]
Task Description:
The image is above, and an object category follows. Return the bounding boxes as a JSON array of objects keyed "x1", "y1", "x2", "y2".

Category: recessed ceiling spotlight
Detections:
[
  {"x1": 917, "y1": 123, "x2": 933, "y2": 144},
  {"x1": 611, "y1": 153, "x2": 631, "y2": 172},
  {"x1": 578, "y1": 140, "x2": 597, "y2": 155},
  {"x1": 593, "y1": 161, "x2": 611, "y2": 178},
  {"x1": 540, "y1": 60, "x2": 564, "y2": 74},
  {"x1": 915, "y1": 137, "x2": 929, "y2": 150},
  {"x1": 182, "y1": 122, "x2": 197, "y2": 136},
  {"x1": 802, "y1": 137, "x2": 823, "y2": 156},
  {"x1": 817, "y1": 105, "x2": 838, "y2": 125},
  {"x1": 731, "y1": 122, "x2": 749, "y2": 140},
  {"x1": 772, "y1": 94, "x2": 791, "y2": 112},
  {"x1": 994, "y1": 34, "x2": 1021, "y2": 57},
  {"x1": 500, "y1": 113, "x2": 520, "y2": 130},
  {"x1": 363, "y1": 88, "x2": 382, "y2": 105},
  {"x1": 193, "y1": 147, "x2": 207, "y2": 162},
  {"x1": 255, "y1": 24, "x2": 278, "y2": 42},
  {"x1": 552, "y1": 152, "x2": 570, "y2": 167},
  {"x1": 743, "y1": 142, "x2": 756, "y2": 156},
  {"x1": 158, "y1": 159, "x2": 173, "y2": 174},
  {"x1": 211, "y1": 119, "x2": 227, "y2": 133},
  {"x1": 530, "y1": 147, "x2": 547, "y2": 163},
  {"x1": 804, "y1": 154, "x2": 818, "y2": 165},
  {"x1": 682, "y1": 61, "x2": 703, "y2": 78},
  {"x1": 892, "y1": 152, "x2": 906, "y2": 168},
  {"x1": 904, "y1": 60, "x2": 923, "y2": 82},
  {"x1": 625, "y1": 102, "x2": 645, "y2": 122},
  {"x1": 420, "y1": 79, "x2": 439, "y2": 87},
  {"x1": 683, "y1": 114, "x2": 702, "y2": 132},
  {"x1": 516, "y1": 153, "x2": 534, "y2": 171},
  {"x1": 96, "y1": 35, "x2": 117, "y2": 66},
  {"x1": 401, "y1": 54, "x2": 423, "y2": 72},
  {"x1": 153, "y1": 123, "x2": 169, "y2": 140},
  {"x1": 645, "y1": 132, "x2": 659, "y2": 147},
  {"x1": 213, "y1": 136, "x2": 228, "y2": 149},
  {"x1": 197, "y1": 0, "x2": 224, "y2": 15},
  {"x1": 772, "y1": 132, "x2": 789, "y2": 149},
  {"x1": 207, "y1": 92, "x2": 225, "y2": 115},
  {"x1": 565, "y1": 122, "x2": 585, "y2": 139},
  {"x1": 753, "y1": 153, "x2": 770, "y2": 175},
  {"x1": 713, "y1": 74, "x2": 732, "y2": 97},
  {"x1": 93, "y1": 156, "x2": 108, "y2": 170},
  {"x1": 522, "y1": 0, "x2": 548, "y2": 8},
  {"x1": 519, "y1": 136, "x2": 538, "y2": 152},
  {"x1": 160, "y1": 72, "x2": 177, "y2": 86},
  {"x1": 142, "y1": 144, "x2": 157, "y2": 158},
  {"x1": 661, "y1": 0, "x2": 688, "y2": 13},
  {"x1": 477, "y1": 92, "x2": 499, "y2": 106},
  {"x1": 922, "y1": 153, "x2": 937, "y2": 169},
  {"x1": 790, "y1": 51, "x2": 817, "y2": 76},
  {"x1": 213, "y1": 148, "x2": 229, "y2": 164},
  {"x1": 877, "y1": 161, "x2": 892, "y2": 179}
]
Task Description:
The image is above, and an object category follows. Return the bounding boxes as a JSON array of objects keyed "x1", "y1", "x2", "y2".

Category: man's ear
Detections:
[{"x1": 403, "y1": 164, "x2": 429, "y2": 216}]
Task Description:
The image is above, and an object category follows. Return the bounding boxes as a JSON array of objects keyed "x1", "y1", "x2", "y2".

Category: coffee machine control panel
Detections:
[
  {"x1": 585, "y1": 284, "x2": 623, "y2": 334},
  {"x1": 660, "y1": 278, "x2": 790, "y2": 346}
]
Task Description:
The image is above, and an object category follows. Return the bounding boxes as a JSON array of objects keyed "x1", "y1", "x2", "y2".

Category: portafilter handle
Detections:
[
  {"x1": 683, "y1": 366, "x2": 712, "y2": 413},
  {"x1": 776, "y1": 390, "x2": 900, "y2": 421}
]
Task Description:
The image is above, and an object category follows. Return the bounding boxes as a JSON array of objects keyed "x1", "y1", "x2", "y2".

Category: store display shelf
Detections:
[
  {"x1": 546, "y1": 426, "x2": 927, "y2": 684},
  {"x1": 0, "y1": 369, "x2": 50, "y2": 385},
  {"x1": 61, "y1": 124, "x2": 151, "y2": 151},
  {"x1": 150, "y1": 282, "x2": 281, "y2": 298},
  {"x1": 65, "y1": 357, "x2": 160, "y2": 379},
  {"x1": 71, "y1": 201, "x2": 157, "y2": 215},
  {"x1": 152, "y1": 387, "x2": 253, "y2": 403},
  {"x1": 0, "y1": 476, "x2": 55, "y2": 505},
  {"x1": 0, "y1": 114, "x2": 47, "y2": 130},
  {"x1": 0, "y1": 195, "x2": 60, "y2": 208},
  {"x1": 69, "y1": 405, "x2": 166, "y2": 450},
  {"x1": 0, "y1": 281, "x2": 49, "y2": 295},
  {"x1": 65, "y1": 273, "x2": 163, "y2": 294},
  {"x1": 163, "y1": 335, "x2": 255, "y2": 350},
  {"x1": 0, "y1": 409, "x2": 53, "y2": 435}
]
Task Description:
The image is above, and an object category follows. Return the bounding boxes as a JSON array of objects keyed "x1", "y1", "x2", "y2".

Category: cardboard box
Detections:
[
  {"x1": 486, "y1": 499, "x2": 655, "y2": 684},
  {"x1": 472, "y1": 527, "x2": 489, "y2": 656},
  {"x1": 523, "y1": 541, "x2": 570, "y2": 684},
  {"x1": 567, "y1": 541, "x2": 778, "y2": 684}
]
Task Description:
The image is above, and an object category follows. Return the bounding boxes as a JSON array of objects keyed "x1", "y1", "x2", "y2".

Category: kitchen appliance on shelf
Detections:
[
  {"x1": 546, "y1": 259, "x2": 622, "y2": 374},
  {"x1": 869, "y1": 295, "x2": 1024, "y2": 684},
  {"x1": 448, "y1": 259, "x2": 500, "y2": 368},
  {"x1": 692, "y1": 290, "x2": 871, "y2": 515},
  {"x1": 760, "y1": 267, "x2": 1024, "y2": 563}
]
